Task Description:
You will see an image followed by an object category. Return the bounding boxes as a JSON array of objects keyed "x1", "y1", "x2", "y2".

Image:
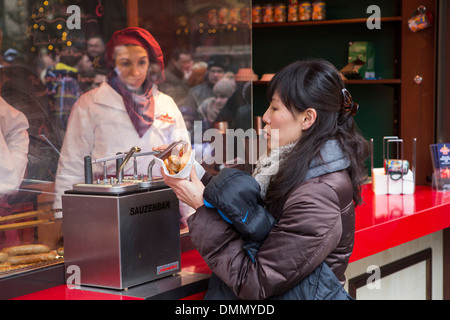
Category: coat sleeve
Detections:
[
  {"x1": 187, "y1": 181, "x2": 343, "y2": 300},
  {"x1": 0, "y1": 102, "x2": 29, "y2": 195}
]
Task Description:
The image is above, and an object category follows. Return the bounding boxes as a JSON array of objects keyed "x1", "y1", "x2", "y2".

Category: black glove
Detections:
[{"x1": 203, "y1": 168, "x2": 276, "y2": 262}]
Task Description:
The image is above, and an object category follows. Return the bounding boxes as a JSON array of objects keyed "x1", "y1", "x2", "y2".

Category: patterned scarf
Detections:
[
  {"x1": 108, "y1": 75, "x2": 155, "y2": 138},
  {"x1": 252, "y1": 143, "x2": 296, "y2": 200},
  {"x1": 253, "y1": 140, "x2": 350, "y2": 200}
]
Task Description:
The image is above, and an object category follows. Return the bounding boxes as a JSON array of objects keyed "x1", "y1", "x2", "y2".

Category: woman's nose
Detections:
[
  {"x1": 262, "y1": 111, "x2": 270, "y2": 124},
  {"x1": 131, "y1": 64, "x2": 140, "y2": 76}
]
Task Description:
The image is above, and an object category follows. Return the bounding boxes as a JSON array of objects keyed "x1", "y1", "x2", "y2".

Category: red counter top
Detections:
[
  {"x1": 12, "y1": 249, "x2": 211, "y2": 300},
  {"x1": 11, "y1": 184, "x2": 450, "y2": 300},
  {"x1": 350, "y1": 184, "x2": 450, "y2": 262}
]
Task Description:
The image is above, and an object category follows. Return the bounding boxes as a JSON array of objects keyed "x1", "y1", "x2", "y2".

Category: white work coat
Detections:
[
  {"x1": 53, "y1": 82, "x2": 190, "y2": 210},
  {"x1": 0, "y1": 97, "x2": 29, "y2": 195}
]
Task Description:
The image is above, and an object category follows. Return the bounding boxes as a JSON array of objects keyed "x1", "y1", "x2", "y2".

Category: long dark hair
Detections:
[{"x1": 264, "y1": 59, "x2": 369, "y2": 217}]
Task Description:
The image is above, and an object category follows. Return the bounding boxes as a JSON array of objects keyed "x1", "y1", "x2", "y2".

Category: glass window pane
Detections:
[{"x1": 0, "y1": 0, "x2": 251, "y2": 275}]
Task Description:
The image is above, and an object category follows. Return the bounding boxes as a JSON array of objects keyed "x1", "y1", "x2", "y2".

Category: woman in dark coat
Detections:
[{"x1": 163, "y1": 59, "x2": 369, "y2": 300}]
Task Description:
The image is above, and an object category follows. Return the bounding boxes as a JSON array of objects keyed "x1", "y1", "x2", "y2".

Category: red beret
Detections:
[{"x1": 105, "y1": 27, "x2": 164, "y2": 75}]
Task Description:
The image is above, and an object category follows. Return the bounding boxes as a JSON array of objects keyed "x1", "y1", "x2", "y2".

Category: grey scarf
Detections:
[{"x1": 253, "y1": 140, "x2": 350, "y2": 200}]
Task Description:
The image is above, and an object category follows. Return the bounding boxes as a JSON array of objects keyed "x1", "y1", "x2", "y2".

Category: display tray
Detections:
[
  {"x1": 72, "y1": 182, "x2": 139, "y2": 194},
  {"x1": 0, "y1": 257, "x2": 64, "y2": 279}
]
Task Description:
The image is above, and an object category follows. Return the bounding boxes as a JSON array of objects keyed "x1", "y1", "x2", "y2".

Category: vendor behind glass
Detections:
[{"x1": 53, "y1": 28, "x2": 190, "y2": 214}]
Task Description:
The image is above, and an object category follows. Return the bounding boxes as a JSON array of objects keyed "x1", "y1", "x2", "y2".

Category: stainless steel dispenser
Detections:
[{"x1": 62, "y1": 145, "x2": 184, "y2": 290}]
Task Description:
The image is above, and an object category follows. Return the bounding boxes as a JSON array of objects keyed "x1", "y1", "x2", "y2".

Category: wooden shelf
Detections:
[
  {"x1": 253, "y1": 79, "x2": 401, "y2": 85},
  {"x1": 345, "y1": 79, "x2": 401, "y2": 85},
  {"x1": 252, "y1": 16, "x2": 402, "y2": 28}
]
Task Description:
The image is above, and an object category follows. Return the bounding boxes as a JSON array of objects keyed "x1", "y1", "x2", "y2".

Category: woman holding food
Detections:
[
  {"x1": 53, "y1": 28, "x2": 190, "y2": 212},
  {"x1": 162, "y1": 59, "x2": 369, "y2": 300}
]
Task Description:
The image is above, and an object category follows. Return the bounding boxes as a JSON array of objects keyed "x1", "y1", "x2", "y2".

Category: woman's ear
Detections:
[{"x1": 303, "y1": 108, "x2": 317, "y2": 130}]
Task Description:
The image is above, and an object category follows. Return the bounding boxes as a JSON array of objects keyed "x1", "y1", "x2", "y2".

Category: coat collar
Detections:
[
  {"x1": 304, "y1": 140, "x2": 350, "y2": 181},
  {"x1": 92, "y1": 82, "x2": 125, "y2": 110}
]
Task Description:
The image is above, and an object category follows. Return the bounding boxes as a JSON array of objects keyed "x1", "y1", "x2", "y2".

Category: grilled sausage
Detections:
[
  {"x1": 8, "y1": 251, "x2": 57, "y2": 265},
  {"x1": 1, "y1": 244, "x2": 50, "y2": 257}
]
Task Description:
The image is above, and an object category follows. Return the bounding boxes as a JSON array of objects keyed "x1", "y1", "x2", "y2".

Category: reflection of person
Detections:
[
  {"x1": 183, "y1": 56, "x2": 226, "y2": 115},
  {"x1": 86, "y1": 34, "x2": 106, "y2": 71},
  {"x1": 187, "y1": 61, "x2": 207, "y2": 87},
  {"x1": 84, "y1": 34, "x2": 108, "y2": 89},
  {"x1": 53, "y1": 28, "x2": 190, "y2": 211},
  {"x1": 158, "y1": 48, "x2": 193, "y2": 107},
  {"x1": 44, "y1": 46, "x2": 82, "y2": 135},
  {"x1": 197, "y1": 78, "x2": 236, "y2": 132},
  {"x1": 33, "y1": 50, "x2": 55, "y2": 83},
  {"x1": 182, "y1": 57, "x2": 226, "y2": 140},
  {"x1": 76, "y1": 53, "x2": 96, "y2": 93},
  {"x1": 0, "y1": 97, "x2": 30, "y2": 248},
  {"x1": 162, "y1": 59, "x2": 369, "y2": 299},
  {"x1": 233, "y1": 82, "x2": 252, "y2": 130}
]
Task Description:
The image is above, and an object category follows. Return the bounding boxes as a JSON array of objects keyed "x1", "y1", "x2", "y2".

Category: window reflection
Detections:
[{"x1": 0, "y1": 0, "x2": 251, "y2": 258}]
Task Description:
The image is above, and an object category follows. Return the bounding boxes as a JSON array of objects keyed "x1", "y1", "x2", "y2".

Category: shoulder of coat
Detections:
[{"x1": 89, "y1": 82, "x2": 124, "y2": 109}]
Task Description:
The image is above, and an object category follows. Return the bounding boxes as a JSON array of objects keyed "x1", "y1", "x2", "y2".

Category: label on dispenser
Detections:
[{"x1": 157, "y1": 261, "x2": 180, "y2": 275}]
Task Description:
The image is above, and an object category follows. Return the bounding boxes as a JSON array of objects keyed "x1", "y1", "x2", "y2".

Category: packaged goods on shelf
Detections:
[
  {"x1": 274, "y1": 3, "x2": 287, "y2": 23},
  {"x1": 312, "y1": 1, "x2": 326, "y2": 20},
  {"x1": 288, "y1": 0, "x2": 300, "y2": 21},
  {"x1": 299, "y1": 1, "x2": 312, "y2": 21},
  {"x1": 341, "y1": 41, "x2": 375, "y2": 80},
  {"x1": 252, "y1": 4, "x2": 262, "y2": 23},
  {"x1": 263, "y1": 4, "x2": 274, "y2": 23}
]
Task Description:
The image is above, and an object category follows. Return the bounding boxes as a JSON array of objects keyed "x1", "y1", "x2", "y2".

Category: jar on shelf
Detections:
[
  {"x1": 252, "y1": 4, "x2": 263, "y2": 23},
  {"x1": 312, "y1": 1, "x2": 326, "y2": 20},
  {"x1": 218, "y1": 7, "x2": 229, "y2": 26},
  {"x1": 263, "y1": 4, "x2": 274, "y2": 23},
  {"x1": 274, "y1": 3, "x2": 287, "y2": 23},
  {"x1": 299, "y1": 1, "x2": 312, "y2": 21},
  {"x1": 229, "y1": 7, "x2": 240, "y2": 25},
  {"x1": 288, "y1": 0, "x2": 299, "y2": 22},
  {"x1": 207, "y1": 8, "x2": 218, "y2": 26},
  {"x1": 241, "y1": 6, "x2": 251, "y2": 25}
]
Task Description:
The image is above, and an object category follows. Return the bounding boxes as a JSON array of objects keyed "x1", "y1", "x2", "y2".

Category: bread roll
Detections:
[{"x1": 0, "y1": 253, "x2": 8, "y2": 263}]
